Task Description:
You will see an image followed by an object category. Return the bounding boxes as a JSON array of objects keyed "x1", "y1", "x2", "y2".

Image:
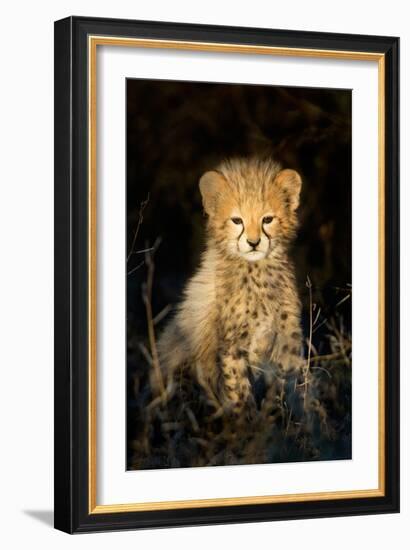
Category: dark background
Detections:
[{"x1": 126, "y1": 79, "x2": 352, "y2": 468}]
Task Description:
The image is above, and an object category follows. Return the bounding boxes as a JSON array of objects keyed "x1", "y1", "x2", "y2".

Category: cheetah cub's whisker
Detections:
[{"x1": 158, "y1": 157, "x2": 303, "y2": 414}]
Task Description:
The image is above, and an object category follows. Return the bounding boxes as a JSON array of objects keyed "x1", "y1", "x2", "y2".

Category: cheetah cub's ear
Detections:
[
  {"x1": 199, "y1": 171, "x2": 228, "y2": 216},
  {"x1": 274, "y1": 169, "x2": 302, "y2": 211}
]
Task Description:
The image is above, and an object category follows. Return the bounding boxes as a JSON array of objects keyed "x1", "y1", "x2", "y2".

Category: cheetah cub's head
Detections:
[{"x1": 199, "y1": 158, "x2": 302, "y2": 262}]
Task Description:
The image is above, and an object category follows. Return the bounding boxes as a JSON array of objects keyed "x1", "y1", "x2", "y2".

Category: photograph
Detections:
[{"x1": 126, "y1": 79, "x2": 353, "y2": 470}]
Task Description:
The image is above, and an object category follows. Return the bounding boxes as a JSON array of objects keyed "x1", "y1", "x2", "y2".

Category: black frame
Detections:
[{"x1": 54, "y1": 16, "x2": 400, "y2": 534}]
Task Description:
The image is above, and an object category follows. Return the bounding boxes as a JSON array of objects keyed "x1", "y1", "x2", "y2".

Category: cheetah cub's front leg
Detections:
[
  {"x1": 220, "y1": 349, "x2": 254, "y2": 415},
  {"x1": 271, "y1": 308, "x2": 304, "y2": 377}
]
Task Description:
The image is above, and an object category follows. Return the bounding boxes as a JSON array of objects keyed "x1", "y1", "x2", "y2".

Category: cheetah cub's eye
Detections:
[
  {"x1": 263, "y1": 216, "x2": 274, "y2": 224},
  {"x1": 231, "y1": 217, "x2": 243, "y2": 225}
]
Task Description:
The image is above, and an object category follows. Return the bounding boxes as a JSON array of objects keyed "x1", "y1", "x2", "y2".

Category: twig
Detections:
[
  {"x1": 185, "y1": 407, "x2": 200, "y2": 433},
  {"x1": 312, "y1": 317, "x2": 328, "y2": 334},
  {"x1": 132, "y1": 247, "x2": 154, "y2": 255},
  {"x1": 313, "y1": 305, "x2": 321, "y2": 326},
  {"x1": 284, "y1": 406, "x2": 293, "y2": 437},
  {"x1": 138, "y1": 342, "x2": 153, "y2": 366},
  {"x1": 335, "y1": 293, "x2": 351, "y2": 309},
  {"x1": 127, "y1": 194, "x2": 150, "y2": 263},
  {"x1": 127, "y1": 260, "x2": 145, "y2": 276},
  {"x1": 142, "y1": 237, "x2": 165, "y2": 398},
  {"x1": 153, "y1": 304, "x2": 172, "y2": 325},
  {"x1": 309, "y1": 351, "x2": 345, "y2": 363},
  {"x1": 311, "y1": 366, "x2": 332, "y2": 379},
  {"x1": 304, "y1": 275, "x2": 313, "y2": 409}
]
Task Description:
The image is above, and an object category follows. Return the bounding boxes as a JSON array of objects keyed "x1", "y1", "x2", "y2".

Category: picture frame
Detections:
[{"x1": 54, "y1": 15, "x2": 400, "y2": 533}]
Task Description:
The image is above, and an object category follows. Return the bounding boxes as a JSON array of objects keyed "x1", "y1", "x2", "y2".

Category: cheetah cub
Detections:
[{"x1": 158, "y1": 158, "x2": 303, "y2": 412}]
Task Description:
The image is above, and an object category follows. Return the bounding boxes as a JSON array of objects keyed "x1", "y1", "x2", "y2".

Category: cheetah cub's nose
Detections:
[{"x1": 247, "y1": 238, "x2": 261, "y2": 249}]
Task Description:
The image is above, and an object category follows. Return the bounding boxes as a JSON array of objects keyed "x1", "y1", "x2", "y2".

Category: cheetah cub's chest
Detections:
[{"x1": 218, "y1": 263, "x2": 283, "y2": 366}]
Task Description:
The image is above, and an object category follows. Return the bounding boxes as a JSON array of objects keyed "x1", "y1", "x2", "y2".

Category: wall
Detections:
[{"x1": 0, "y1": 0, "x2": 407, "y2": 547}]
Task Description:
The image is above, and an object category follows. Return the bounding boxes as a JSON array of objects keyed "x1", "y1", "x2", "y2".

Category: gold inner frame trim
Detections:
[{"x1": 88, "y1": 35, "x2": 386, "y2": 514}]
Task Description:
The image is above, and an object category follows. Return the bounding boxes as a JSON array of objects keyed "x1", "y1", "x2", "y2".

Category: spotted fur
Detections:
[{"x1": 158, "y1": 158, "x2": 303, "y2": 412}]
